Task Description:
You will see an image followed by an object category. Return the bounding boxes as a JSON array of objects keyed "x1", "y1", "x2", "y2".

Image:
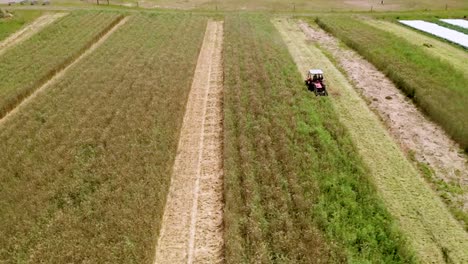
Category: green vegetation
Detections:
[
  {"x1": 0, "y1": 13, "x2": 206, "y2": 262},
  {"x1": 0, "y1": 10, "x2": 42, "y2": 41},
  {"x1": 315, "y1": 15, "x2": 468, "y2": 150},
  {"x1": 0, "y1": 11, "x2": 122, "y2": 119},
  {"x1": 223, "y1": 14, "x2": 414, "y2": 263},
  {"x1": 429, "y1": 19, "x2": 468, "y2": 35}
]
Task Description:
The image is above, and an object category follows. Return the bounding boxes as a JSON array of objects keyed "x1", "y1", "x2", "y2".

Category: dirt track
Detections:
[
  {"x1": 0, "y1": 16, "x2": 129, "y2": 126},
  {"x1": 0, "y1": 12, "x2": 66, "y2": 56},
  {"x1": 299, "y1": 21, "x2": 468, "y2": 216},
  {"x1": 154, "y1": 21, "x2": 224, "y2": 264},
  {"x1": 274, "y1": 18, "x2": 468, "y2": 263}
]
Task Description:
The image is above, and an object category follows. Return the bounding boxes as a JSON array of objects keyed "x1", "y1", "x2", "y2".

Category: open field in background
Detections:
[
  {"x1": 0, "y1": 11, "x2": 122, "y2": 119},
  {"x1": 363, "y1": 19, "x2": 468, "y2": 77},
  {"x1": 430, "y1": 19, "x2": 468, "y2": 35},
  {"x1": 0, "y1": 10, "x2": 42, "y2": 41},
  {"x1": 223, "y1": 14, "x2": 414, "y2": 263},
  {"x1": 314, "y1": 15, "x2": 468, "y2": 150},
  {"x1": 0, "y1": 13, "x2": 207, "y2": 262},
  {"x1": 276, "y1": 18, "x2": 468, "y2": 262}
]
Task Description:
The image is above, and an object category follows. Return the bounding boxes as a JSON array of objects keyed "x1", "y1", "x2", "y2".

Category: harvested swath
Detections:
[
  {"x1": 223, "y1": 14, "x2": 413, "y2": 263},
  {"x1": 0, "y1": 14, "x2": 207, "y2": 263},
  {"x1": 0, "y1": 11, "x2": 122, "y2": 119},
  {"x1": 276, "y1": 18, "x2": 468, "y2": 263},
  {"x1": 315, "y1": 16, "x2": 468, "y2": 150}
]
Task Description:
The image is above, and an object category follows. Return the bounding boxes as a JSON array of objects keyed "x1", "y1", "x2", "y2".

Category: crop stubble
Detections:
[
  {"x1": 154, "y1": 20, "x2": 224, "y2": 264},
  {"x1": 274, "y1": 18, "x2": 468, "y2": 263}
]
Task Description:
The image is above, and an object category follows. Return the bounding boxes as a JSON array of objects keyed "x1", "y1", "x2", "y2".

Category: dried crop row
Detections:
[
  {"x1": 0, "y1": 11, "x2": 123, "y2": 119},
  {"x1": 315, "y1": 16, "x2": 468, "y2": 150},
  {"x1": 223, "y1": 14, "x2": 413, "y2": 264},
  {"x1": 0, "y1": 14, "x2": 207, "y2": 263}
]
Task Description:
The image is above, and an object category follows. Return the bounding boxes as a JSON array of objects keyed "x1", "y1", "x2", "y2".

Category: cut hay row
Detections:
[
  {"x1": 154, "y1": 20, "x2": 224, "y2": 264},
  {"x1": 315, "y1": 16, "x2": 468, "y2": 151},
  {"x1": 0, "y1": 12, "x2": 66, "y2": 55},
  {"x1": 0, "y1": 11, "x2": 122, "y2": 119},
  {"x1": 399, "y1": 20, "x2": 468, "y2": 48},
  {"x1": 223, "y1": 14, "x2": 413, "y2": 263},
  {"x1": 363, "y1": 19, "x2": 468, "y2": 77},
  {"x1": 0, "y1": 14, "x2": 207, "y2": 263},
  {"x1": 274, "y1": 18, "x2": 468, "y2": 263}
]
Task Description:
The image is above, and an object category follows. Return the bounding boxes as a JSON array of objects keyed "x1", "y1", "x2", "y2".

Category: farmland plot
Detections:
[
  {"x1": 399, "y1": 20, "x2": 468, "y2": 48},
  {"x1": 224, "y1": 14, "x2": 414, "y2": 263},
  {"x1": 315, "y1": 16, "x2": 468, "y2": 151},
  {"x1": 441, "y1": 19, "x2": 468, "y2": 29},
  {"x1": 0, "y1": 14, "x2": 206, "y2": 263},
  {"x1": 275, "y1": 18, "x2": 468, "y2": 263},
  {"x1": 0, "y1": 10, "x2": 42, "y2": 42},
  {"x1": 0, "y1": 11, "x2": 122, "y2": 119}
]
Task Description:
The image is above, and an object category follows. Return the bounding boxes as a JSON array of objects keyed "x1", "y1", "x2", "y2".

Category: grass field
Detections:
[
  {"x1": 0, "y1": 11, "x2": 123, "y2": 119},
  {"x1": 276, "y1": 18, "x2": 468, "y2": 262},
  {"x1": 314, "y1": 15, "x2": 468, "y2": 150},
  {"x1": 0, "y1": 13, "x2": 207, "y2": 263},
  {"x1": 363, "y1": 19, "x2": 468, "y2": 77},
  {"x1": 0, "y1": 10, "x2": 42, "y2": 41},
  {"x1": 223, "y1": 14, "x2": 415, "y2": 263}
]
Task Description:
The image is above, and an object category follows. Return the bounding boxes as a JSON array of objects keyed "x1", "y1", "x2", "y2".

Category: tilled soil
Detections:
[
  {"x1": 0, "y1": 12, "x2": 66, "y2": 56},
  {"x1": 299, "y1": 21, "x2": 468, "y2": 215},
  {"x1": 154, "y1": 21, "x2": 224, "y2": 264}
]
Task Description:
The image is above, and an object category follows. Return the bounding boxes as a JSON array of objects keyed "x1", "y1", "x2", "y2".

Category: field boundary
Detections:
[
  {"x1": 274, "y1": 18, "x2": 468, "y2": 263},
  {"x1": 154, "y1": 20, "x2": 224, "y2": 264},
  {"x1": 0, "y1": 15, "x2": 128, "y2": 126},
  {"x1": 0, "y1": 12, "x2": 67, "y2": 56}
]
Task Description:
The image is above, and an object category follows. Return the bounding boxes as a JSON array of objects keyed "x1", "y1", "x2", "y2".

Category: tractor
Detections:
[{"x1": 305, "y1": 69, "x2": 328, "y2": 96}]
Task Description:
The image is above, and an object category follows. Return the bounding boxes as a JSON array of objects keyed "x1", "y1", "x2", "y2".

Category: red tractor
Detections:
[{"x1": 305, "y1": 69, "x2": 328, "y2": 96}]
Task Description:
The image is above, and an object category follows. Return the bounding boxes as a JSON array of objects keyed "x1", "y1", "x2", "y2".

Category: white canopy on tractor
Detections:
[{"x1": 309, "y1": 69, "x2": 323, "y2": 75}]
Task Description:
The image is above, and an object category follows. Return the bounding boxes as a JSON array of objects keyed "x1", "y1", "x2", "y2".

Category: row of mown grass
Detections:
[
  {"x1": 0, "y1": 13, "x2": 206, "y2": 263},
  {"x1": 0, "y1": 10, "x2": 42, "y2": 41},
  {"x1": 223, "y1": 14, "x2": 414, "y2": 263},
  {"x1": 315, "y1": 15, "x2": 468, "y2": 150},
  {"x1": 0, "y1": 11, "x2": 122, "y2": 119}
]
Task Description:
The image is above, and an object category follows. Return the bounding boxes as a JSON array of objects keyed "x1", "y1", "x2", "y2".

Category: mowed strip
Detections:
[
  {"x1": 274, "y1": 18, "x2": 468, "y2": 263},
  {"x1": 0, "y1": 11, "x2": 122, "y2": 119},
  {"x1": 0, "y1": 14, "x2": 207, "y2": 263},
  {"x1": 363, "y1": 19, "x2": 468, "y2": 76},
  {"x1": 0, "y1": 12, "x2": 67, "y2": 55},
  {"x1": 154, "y1": 20, "x2": 224, "y2": 264}
]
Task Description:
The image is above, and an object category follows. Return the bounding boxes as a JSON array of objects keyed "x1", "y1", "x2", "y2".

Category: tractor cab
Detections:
[{"x1": 305, "y1": 69, "x2": 328, "y2": 96}]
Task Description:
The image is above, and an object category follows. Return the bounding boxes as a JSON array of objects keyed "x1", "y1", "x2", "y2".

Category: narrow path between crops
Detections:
[
  {"x1": 274, "y1": 18, "x2": 468, "y2": 263},
  {"x1": 0, "y1": 12, "x2": 67, "y2": 56},
  {"x1": 0, "y1": 16, "x2": 128, "y2": 126},
  {"x1": 154, "y1": 21, "x2": 224, "y2": 264},
  {"x1": 299, "y1": 21, "x2": 468, "y2": 220}
]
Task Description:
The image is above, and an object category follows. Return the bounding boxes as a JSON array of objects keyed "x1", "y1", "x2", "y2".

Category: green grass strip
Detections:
[
  {"x1": 275, "y1": 18, "x2": 468, "y2": 263},
  {"x1": 224, "y1": 14, "x2": 414, "y2": 263}
]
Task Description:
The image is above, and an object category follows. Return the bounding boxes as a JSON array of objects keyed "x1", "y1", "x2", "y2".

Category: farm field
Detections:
[
  {"x1": 223, "y1": 14, "x2": 414, "y2": 263},
  {"x1": 0, "y1": 9, "x2": 41, "y2": 41},
  {"x1": 1, "y1": 2, "x2": 468, "y2": 264},
  {"x1": 275, "y1": 18, "x2": 468, "y2": 263},
  {"x1": 363, "y1": 19, "x2": 468, "y2": 76},
  {"x1": 0, "y1": 13, "x2": 207, "y2": 262},
  {"x1": 0, "y1": 11, "x2": 123, "y2": 119},
  {"x1": 315, "y1": 15, "x2": 468, "y2": 150},
  {"x1": 398, "y1": 20, "x2": 468, "y2": 48},
  {"x1": 441, "y1": 19, "x2": 468, "y2": 29}
]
